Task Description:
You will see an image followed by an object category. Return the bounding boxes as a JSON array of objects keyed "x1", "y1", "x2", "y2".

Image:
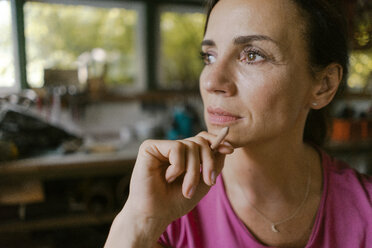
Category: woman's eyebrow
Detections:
[
  {"x1": 201, "y1": 35, "x2": 279, "y2": 47},
  {"x1": 233, "y1": 35, "x2": 279, "y2": 46},
  {"x1": 201, "y1": 39, "x2": 215, "y2": 47}
]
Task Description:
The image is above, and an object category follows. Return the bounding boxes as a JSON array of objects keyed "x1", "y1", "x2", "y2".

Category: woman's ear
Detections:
[{"x1": 310, "y1": 63, "x2": 343, "y2": 109}]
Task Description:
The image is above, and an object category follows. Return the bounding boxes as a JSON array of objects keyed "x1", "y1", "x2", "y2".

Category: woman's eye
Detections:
[
  {"x1": 200, "y1": 52, "x2": 216, "y2": 65},
  {"x1": 241, "y1": 49, "x2": 266, "y2": 64}
]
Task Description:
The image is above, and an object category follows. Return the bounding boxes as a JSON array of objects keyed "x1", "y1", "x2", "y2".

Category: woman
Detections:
[{"x1": 105, "y1": 0, "x2": 372, "y2": 247}]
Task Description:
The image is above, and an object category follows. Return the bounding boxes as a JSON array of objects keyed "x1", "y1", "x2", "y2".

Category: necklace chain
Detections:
[{"x1": 240, "y1": 162, "x2": 311, "y2": 233}]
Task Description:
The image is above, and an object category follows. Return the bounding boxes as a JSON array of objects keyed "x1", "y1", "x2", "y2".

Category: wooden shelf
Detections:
[
  {"x1": 0, "y1": 212, "x2": 117, "y2": 233},
  {"x1": 0, "y1": 142, "x2": 140, "y2": 181},
  {"x1": 0, "y1": 142, "x2": 139, "y2": 234},
  {"x1": 325, "y1": 140, "x2": 372, "y2": 153},
  {"x1": 87, "y1": 89, "x2": 201, "y2": 103},
  {"x1": 337, "y1": 92, "x2": 372, "y2": 101}
]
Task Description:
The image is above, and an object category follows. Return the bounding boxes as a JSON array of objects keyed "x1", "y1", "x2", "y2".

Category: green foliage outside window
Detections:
[
  {"x1": 24, "y1": 2, "x2": 137, "y2": 88},
  {"x1": 348, "y1": 49, "x2": 372, "y2": 91},
  {"x1": 347, "y1": 3, "x2": 372, "y2": 92},
  {"x1": 160, "y1": 11, "x2": 206, "y2": 90}
]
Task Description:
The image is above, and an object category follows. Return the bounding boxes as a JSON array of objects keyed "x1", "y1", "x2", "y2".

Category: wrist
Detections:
[{"x1": 105, "y1": 206, "x2": 168, "y2": 248}]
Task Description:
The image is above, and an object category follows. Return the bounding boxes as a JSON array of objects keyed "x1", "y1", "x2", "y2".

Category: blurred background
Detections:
[{"x1": 0, "y1": 0, "x2": 371, "y2": 247}]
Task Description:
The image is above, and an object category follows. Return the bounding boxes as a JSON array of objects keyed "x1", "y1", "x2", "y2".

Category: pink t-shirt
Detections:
[{"x1": 159, "y1": 150, "x2": 372, "y2": 247}]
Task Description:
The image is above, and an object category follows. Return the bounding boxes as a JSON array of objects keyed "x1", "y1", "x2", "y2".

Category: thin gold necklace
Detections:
[{"x1": 239, "y1": 163, "x2": 311, "y2": 233}]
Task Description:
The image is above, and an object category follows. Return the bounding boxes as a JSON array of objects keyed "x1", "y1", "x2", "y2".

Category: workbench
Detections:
[{"x1": 0, "y1": 143, "x2": 140, "y2": 233}]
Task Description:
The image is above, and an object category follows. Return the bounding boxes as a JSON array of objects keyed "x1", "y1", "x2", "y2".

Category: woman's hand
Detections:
[
  {"x1": 128, "y1": 130, "x2": 232, "y2": 221},
  {"x1": 105, "y1": 130, "x2": 233, "y2": 248}
]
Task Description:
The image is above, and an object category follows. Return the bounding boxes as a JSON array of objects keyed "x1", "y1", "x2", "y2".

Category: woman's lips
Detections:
[{"x1": 207, "y1": 107, "x2": 242, "y2": 125}]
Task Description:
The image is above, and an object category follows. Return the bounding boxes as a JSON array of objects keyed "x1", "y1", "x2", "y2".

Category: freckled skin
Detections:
[{"x1": 200, "y1": 0, "x2": 315, "y2": 147}]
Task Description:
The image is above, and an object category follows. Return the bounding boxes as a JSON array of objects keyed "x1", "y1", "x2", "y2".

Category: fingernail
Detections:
[
  {"x1": 223, "y1": 141, "x2": 233, "y2": 148},
  {"x1": 187, "y1": 186, "x2": 196, "y2": 199},
  {"x1": 211, "y1": 171, "x2": 217, "y2": 185},
  {"x1": 167, "y1": 176, "x2": 176, "y2": 183}
]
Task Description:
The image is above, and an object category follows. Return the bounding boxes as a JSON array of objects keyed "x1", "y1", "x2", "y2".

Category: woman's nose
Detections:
[{"x1": 200, "y1": 61, "x2": 237, "y2": 96}]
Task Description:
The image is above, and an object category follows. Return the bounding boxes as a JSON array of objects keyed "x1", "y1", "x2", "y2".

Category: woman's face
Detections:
[{"x1": 200, "y1": 0, "x2": 316, "y2": 147}]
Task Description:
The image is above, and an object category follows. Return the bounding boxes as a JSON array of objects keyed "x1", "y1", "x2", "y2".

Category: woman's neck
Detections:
[{"x1": 222, "y1": 139, "x2": 320, "y2": 208}]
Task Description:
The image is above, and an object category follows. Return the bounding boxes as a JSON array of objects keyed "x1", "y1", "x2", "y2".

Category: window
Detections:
[
  {"x1": 24, "y1": 1, "x2": 141, "y2": 91},
  {"x1": 159, "y1": 7, "x2": 205, "y2": 90},
  {"x1": 0, "y1": 0, "x2": 16, "y2": 91}
]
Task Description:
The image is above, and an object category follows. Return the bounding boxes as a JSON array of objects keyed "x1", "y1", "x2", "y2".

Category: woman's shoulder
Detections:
[
  {"x1": 308, "y1": 150, "x2": 372, "y2": 247},
  {"x1": 321, "y1": 150, "x2": 372, "y2": 190},
  {"x1": 321, "y1": 149, "x2": 372, "y2": 195},
  {"x1": 320, "y1": 150, "x2": 372, "y2": 215}
]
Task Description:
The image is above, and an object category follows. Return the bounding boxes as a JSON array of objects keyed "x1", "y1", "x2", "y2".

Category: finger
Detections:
[
  {"x1": 186, "y1": 136, "x2": 215, "y2": 186},
  {"x1": 196, "y1": 132, "x2": 233, "y2": 181},
  {"x1": 196, "y1": 131, "x2": 234, "y2": 155},
  {"x1": 139, "y1": 140, "x2": 186, "y2": 181},
  {"x1": 179, "y1": 140, "x2": 201, "y2": 199},
  {"x1": 164, "y1": 141, "x2": 187, "y2": 183},
  {"x1": 210, "y1": 127, "x2": 229, "y2": 150},
  {"x1": 216, "y1": 141, "x2": 235, "y2": 154}
]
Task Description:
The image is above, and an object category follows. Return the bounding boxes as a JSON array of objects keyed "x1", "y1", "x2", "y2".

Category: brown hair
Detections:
[{"x1": 203, "y1": 0, "x2": 350, "y2": 146}]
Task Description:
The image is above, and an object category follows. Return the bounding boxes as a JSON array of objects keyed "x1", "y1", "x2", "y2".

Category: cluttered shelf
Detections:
[
  {"x1": 340, "y1": 92, "x2": 372, "y2": 100},
  {"x1": 324, "y1": 140, "x2": 372, "y2": 153},
  {"x1": 0, "y1": 212, "x2": 117, "y2": 233},
  {"x1": 0, "y1": 142, "x2": 140, "y2": 180},
  {"x1": 87, "y1": 89, "x2": 201, "y2": 103},
  {"x1": 326, "y1": 112, "x2": 372, "y2": 153},
  {"x1": 32, "y1": 88, "x2": 201, "y2": 106}
]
